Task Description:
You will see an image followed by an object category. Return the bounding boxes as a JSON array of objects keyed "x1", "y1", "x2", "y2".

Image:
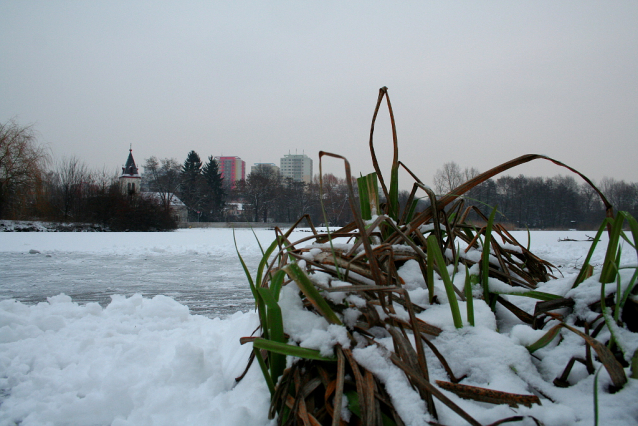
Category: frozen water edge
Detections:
[
  {"x1": 0, "y1": 250, "x2": 258, "y2": 319},
  {"x1": 0, "y1": 228, "x2": 628, "y2": 319},
  {"x1": 0, "y1": 228, "x2": 309, "y2": 319}
]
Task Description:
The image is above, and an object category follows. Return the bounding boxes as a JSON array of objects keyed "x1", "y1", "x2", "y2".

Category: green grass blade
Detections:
[
  {"x1": 258, "y1": 288, "x2": 284, "y2": 344},
  {"x1": 481, "y1": 206, "x2": 498, "y2": 307},
  {"x1": 599, "y1": 279, "x2": 622, "y2": 352},
  {"x1": 573, "y1": 219, "x2": 609, "y2": 288},
  {"x1": 358, "y1": 175, "x2": 372, "y2": 221},
  {"x1": 527, "y1": 323, "x2": 564, "y2": 353},
  {"x1": 258, "y1": 287, "x2": 286, "y2": 383},
  {"x1": 490, "y1": 290, "x2": 562, "y2": 301},
  {"x1": 345, "y1": 391, "x2": 361, "y2": 419},
  {"x1": 594, "y1": 366, "x2": 602, "y2": 426},
  {"x1": 256, "y1": 237, "x2": 281, "y2": 290},
  {"x1": 464, "y1": 267, "x2": 475, "y2": 326},
  {"x1": 357, "y1": 172, "x2": 379, "y2": 221},
  {"x1": 233, "y1": 228, "x2": 268, "y2": 339},
  {"x1": 284, "y1": 263, "x2": 343, "y2": 325},
  {"x1": 270, "y1": 269, "x2": 286, "y2": 302},
  {"x1": 427, "y1": 235, "x2": 463, "y2": 328},
  {"x1": 233, "y1": 228, "x2": 256, "y2": 296},
  {"x1": 253, "y1": 347, "x2": 275, "y2": 396},
  {"x1": 252, "y1": 337, "x2": 336, "y2": 361},
  {"x1": 462, "y1": 226, "x2": 475, "y2": 243},
  {"x1": 250, "y1": 227, "x2": 265, "y2": 257},
  {"x1": 388, "y1": 162, "x2": 399, "y2": 221},
  {"x1": 617, "y1": 211, "x2": 638, "y2": 251},
  {"x1": 427, "y1": 241, "x2": 435, "y2": 304},
  {"x1": 405, "y1": 199, "x2": 418, "y2": 223},
  {"x1": 452, "y1": 243, "x2": 461, "y2": 281},
  {"x1": 614, "y1": 249, "x2": 622, "y2": 323},
  {"x1": 600, "y1": 214, "x2": 625, "y2": 284}
]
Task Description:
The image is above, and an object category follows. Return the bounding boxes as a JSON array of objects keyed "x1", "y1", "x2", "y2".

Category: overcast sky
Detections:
[{"x1": 1, "y1": 1, "x2": 637, "y2": 189}]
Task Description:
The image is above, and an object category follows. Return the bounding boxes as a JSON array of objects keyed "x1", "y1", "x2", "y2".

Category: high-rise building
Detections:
[
  {"x1": 280, "y1": 153, "x2": 313, "y2": 183},
  {"x1": 214, "y1": 156, "x2": 246, "y2": 189},
  {"x1": 251, "y1": 163, "x2": 280, "y2": 175}
]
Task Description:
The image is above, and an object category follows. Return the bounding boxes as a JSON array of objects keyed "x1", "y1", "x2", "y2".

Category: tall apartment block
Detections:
[
  {"x1": 214, "y1": 156, "x2": 246, "y2": 189},
  {"x1": 280, "y1": 153, "x2": 313, "y2": 183}
]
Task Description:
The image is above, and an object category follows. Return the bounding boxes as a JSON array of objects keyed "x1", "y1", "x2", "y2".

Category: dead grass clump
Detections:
[{"x1": 236, "y1": 87, "x2": 634, "y2": 425}]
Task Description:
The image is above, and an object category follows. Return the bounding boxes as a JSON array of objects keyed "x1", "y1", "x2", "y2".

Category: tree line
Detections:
[
  {"x1": 2, "y1": 119, "x2": 636, "y2": 230},
  {"x1": 141, "y1": 154, "x2": 357, "y2": 227},
  {"x1": 0, "y1": 121, "x2": 177, "y2": 231},
  {"x1": 433, "y1": 162, "x2": 638, "y2": 229},
  {"x1": 141, "y1": 151, "x2": 225, "y2": 222},
  {"x1": 0, "y1": 119, "x2": 356, "y2": 228}
]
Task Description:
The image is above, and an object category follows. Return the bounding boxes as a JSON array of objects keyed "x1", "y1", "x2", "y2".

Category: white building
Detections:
[{"x1": 280, "y1": 153, "x2": 313, "y2": 183}]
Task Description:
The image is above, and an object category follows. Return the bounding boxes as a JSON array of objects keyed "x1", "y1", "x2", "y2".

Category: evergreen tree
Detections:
[
  {"x1": 180, "y1": 151, "x2": 204, "y2": 221},
  {"x1": 201, "y1": 156, "x2": 226, "y2": 221}
]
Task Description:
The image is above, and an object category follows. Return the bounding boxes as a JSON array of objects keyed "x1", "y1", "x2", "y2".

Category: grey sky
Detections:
[{"x1": 1, "y1": 1, "x2": 637, "y2": 189}]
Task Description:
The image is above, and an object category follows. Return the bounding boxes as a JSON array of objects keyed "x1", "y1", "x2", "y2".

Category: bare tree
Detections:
[
  {"x1": 463, "y1": 166, "x2": 480, "y2": 181},
  {"x1": 0, "y1": 119, "x2": 49, "y2": 218},
  {"x1": 433, "y1": 162, "x2": 463, "y2": 195},
  {"x1": 53, "y1": 156, "x2": 91, "y2": 221},
  {"x1": 314, "y1": 174, "x2": 354, "y2": 226},
  {"x1": 143, "y1": 156, "x2": 181, "y2": 211},
  {"x1": 92, "y1": 166, "x2": 119, "y2": 194},
  {"x1": 239, "y1": 166, "x2": 282, "y2": 222},
  {"x1": 600, "y1": 177, "x2": 638, "y2": 214},
  {"x1": 275, "y1": 178, "x2": 311, "y2": 222}
]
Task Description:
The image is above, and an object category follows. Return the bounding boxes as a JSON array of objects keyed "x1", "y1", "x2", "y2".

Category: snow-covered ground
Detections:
[{"x1": 0, "y1": 228, "x2": 636, "y2": 425}]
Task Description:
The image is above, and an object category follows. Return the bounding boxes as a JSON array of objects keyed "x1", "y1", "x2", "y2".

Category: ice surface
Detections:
[{"x1": 0, "y1": 228, "x2": 308, "y2": 318}]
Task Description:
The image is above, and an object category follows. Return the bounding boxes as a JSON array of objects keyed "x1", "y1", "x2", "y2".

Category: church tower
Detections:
[{"x1": 119, "y1": 147, "x2": 141, "y2": 195}]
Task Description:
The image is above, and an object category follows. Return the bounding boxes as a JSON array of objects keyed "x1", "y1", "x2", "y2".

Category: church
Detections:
[{"x1": 119, "y1": 148, "x2": 188, "y2": 224}]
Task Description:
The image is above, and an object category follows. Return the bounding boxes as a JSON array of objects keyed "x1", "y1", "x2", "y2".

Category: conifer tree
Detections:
[
  {"x1": 202, "y1": 156, "x2": 226, "y2": 221},
  {"x1": 180, "y1": 151, "x2": 204, "y2": 221}
]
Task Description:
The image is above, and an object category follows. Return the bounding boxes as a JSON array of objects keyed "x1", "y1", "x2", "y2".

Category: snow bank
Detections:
[{"x1": 0, "y1": 295, "x2": 272, "y2": 426}]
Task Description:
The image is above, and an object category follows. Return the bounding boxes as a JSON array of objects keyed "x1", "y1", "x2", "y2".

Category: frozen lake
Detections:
[
  {"x1": 0, "y1": 228, "x2": 311, "y2": 318},
  {"x1": 0, "y1": 227, "x2": 633, "y2": 319}
]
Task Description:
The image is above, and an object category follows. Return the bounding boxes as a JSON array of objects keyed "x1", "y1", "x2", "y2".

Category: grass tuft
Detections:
[{"x1": 235, "y1": 87, "x2": 632, "y2": 425}]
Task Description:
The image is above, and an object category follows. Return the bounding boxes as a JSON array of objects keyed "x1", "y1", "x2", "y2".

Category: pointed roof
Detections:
[{"x1": 121, "y1": 148, "x2": 140, "y2": 177}]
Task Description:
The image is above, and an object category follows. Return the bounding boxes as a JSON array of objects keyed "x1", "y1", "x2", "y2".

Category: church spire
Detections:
[
  {"x1": 121, "y1": 146, "x2": 140, "y2": 177},
  {"x1": 119, "y1": 146, "x2": 141, "y2": 196}
]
